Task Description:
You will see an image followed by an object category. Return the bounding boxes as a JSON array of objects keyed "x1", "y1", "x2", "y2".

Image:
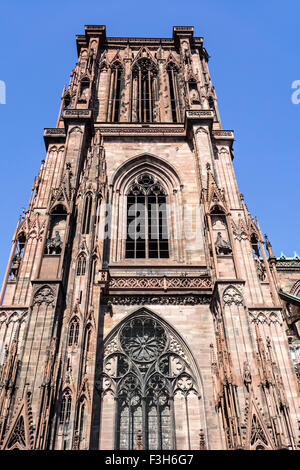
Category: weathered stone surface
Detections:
[{"x1": 0, "y1": 24, "x2": 299, "y2": 451}]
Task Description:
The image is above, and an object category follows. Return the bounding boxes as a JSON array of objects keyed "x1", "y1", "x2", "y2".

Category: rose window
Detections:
[{"x1": 120, "y1": 317, "x2": 167, "y2": 362}]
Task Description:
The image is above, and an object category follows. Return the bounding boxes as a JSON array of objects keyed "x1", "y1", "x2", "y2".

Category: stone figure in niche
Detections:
[
  {"x1": 183, "y1": 45, "x2": 191, "y2": 65},
  {"x1": 189, "y1": 87, "x2": 200, "y2": 105},
  {"x1": 243, "y1": 361, "x2": 252, "y2": 386},
  {"x1": 255, "y1": 258, "x2": 266, "y2": 281},
  {"x1": 215, "y1": 232, "x2": 232, "y2": 255},
  {"x1": 45, "y1": 231, "x2": 63, "y2": 255},
  {"x1": 10, "y1": 254, "x2": 21, "y2": 280},
  {"x1": 79, "y1": 82, "x2": 89, "y2": 102}
]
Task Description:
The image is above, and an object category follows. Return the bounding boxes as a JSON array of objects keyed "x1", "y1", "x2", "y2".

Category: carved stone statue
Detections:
[
  {"x1": 255, "y1": 258, "x2": 266, "y2": 281},
  {"x1": 45, "y1": 231, "x2": 63, "y2": 255},
  {"x1": 183, "y1": 47, "x2": 191, "y2": 65},
  {"x1": 215, "y1": 232, "x2": 232, "y2": 255},
  {"x1": 189, "y1": 87, "x2": 200, "y2": 105},
  {"x1": 10, "y1": 254, "x2": 21, "y2": 280},
  {"x1": 243, "y1": 361, "x2": 252, "y2": 386}
]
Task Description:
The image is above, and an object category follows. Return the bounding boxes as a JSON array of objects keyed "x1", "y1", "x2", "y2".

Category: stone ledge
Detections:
[
  {"x1": 96, "y1": 123, "x2": 185, "y2": 137},
  {"x1": 43, "y1": 128, "x2": 66, "y2": 149},
  {"x1": 212, "y1": 130, "x2": 234, "y2": 140}
]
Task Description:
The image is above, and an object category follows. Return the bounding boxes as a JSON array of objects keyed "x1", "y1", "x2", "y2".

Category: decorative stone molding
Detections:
[
  {"x1": 231, "y1": 217, "x2": 249, "y2": 241},
  {"x1": 195, "y1": 126, "x2": 209, "y2": 135},
  {"x1": 103, "y1": 294, "x2": 211, "y2": 305},
  {"x1": 275, "y1": 259, "x2": 300, "y2": 271},
  {"x1": 212, "y1": 130, "x2": 234, "y2": 138},
  {"x1": 63, "y1": 109, "x2": 91, "y2": 117},
  {"x1": 223, "y1": 285, "x2": 244, "y2": 306},
  {"x1": 44, "y1": 128, "x2": 66, "y2": 136},
  {"x1": 33, "y1": 286, "x2": 55, "y2": 306},
  {"x1": 248, "y1": 309, "x2": 282, "y2": 326},
  {"x1": 108, "y1": 275, "x2": 212, "y2": 291},
  {"x1": 0, "y1": 310, "x2": 27, "y2": 325},
  {"x1": 217, "y1": 146, "x2": 230, "y2": 156},
  {"x1": 291, "y1": 280, "x2": 300, "y2": 296},
  {"x1": 97, "y1": 126, "x2": 185, "y2": 136},
  {"x1": 186, "y1": 110, "x2": 214, "y2": 118},
  {"x1": 17, "y1": 213, "x2": 46, "y2": 241},
  {"x1": 43, "y1": 128, "x2": 66, "y2": 148}
]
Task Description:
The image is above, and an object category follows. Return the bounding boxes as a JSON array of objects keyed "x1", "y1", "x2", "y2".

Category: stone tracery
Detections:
[{"x1": 100, "y1": 312, "x2": 201, "y2": 450}]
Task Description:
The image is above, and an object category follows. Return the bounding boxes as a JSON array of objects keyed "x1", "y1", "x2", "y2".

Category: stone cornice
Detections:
[
  {"x1": 212, "y1": 130, "x2": 234, "y2": 140},
  {"x1": 43, "y1": 128, "x2": 66, "y2": 149},
  {"x1": 63, "y1": 109, "x2": 92, "y2": 118},
  {"x1": 63, "y1": 109, "x2": 93, "y2": 135},
  {"x1": 96, "y1": 123, "x2": 185, "y2": 137},
  {"x1": 103, "y1": 294, "x2": 211, "y2": 305},
  {"x1": 275, "y1": 258, "x2": 300, "y2": 271},
  {"x1": 76, "y1": 25, "x2": 205, "y2": 55}
]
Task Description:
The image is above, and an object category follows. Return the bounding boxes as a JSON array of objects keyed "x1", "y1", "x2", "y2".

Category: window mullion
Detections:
[
  {"x1": 145, "y1": 195, "x2": 149, "y2": 259},
  {"x1": 156, "y1": 195, "x2": 160, "y2": 258},
  {"x1": 134, "y1": 196, "x2": 137, "y2": 259},
  {"x1": 142, "y1": 397, "x2": 147, "y2": 450},
  {"x1": 148, "y1": 70, "x2": 152, "y2": 122},
  {"x1": 138, "y1": 69, "x2": 142, "y2": 122},
  {"x1": 111, "y1": 68, "x2": 117, "y2": 123},
  {"x1": 157, "y1": 403, "x2": 161, "y2": 450}
]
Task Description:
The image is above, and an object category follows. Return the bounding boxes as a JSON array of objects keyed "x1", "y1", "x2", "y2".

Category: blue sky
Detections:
[{"x1": 0, "y1": 0, "x2": 299, "y2": 283}]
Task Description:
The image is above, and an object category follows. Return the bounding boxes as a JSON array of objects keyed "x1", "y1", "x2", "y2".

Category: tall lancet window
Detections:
[
  {"x1": 125, "y1": 174, "x2": 169, "y2": 259},
  {"x1": 108, "y1": 63, "x2": 123, "y2": 122},
  {"x1": 167, "y1": 63, "x2": 181, "y2": 123},
  {"x1": 82, "y1": 193, "x2": 92, "y2": 235},
  {"x1": 101, "y1": 313, "x2": 201, "y2": 450},
  {"x1": 132, "y1": 59, "x2": 158, "y2": 122}
]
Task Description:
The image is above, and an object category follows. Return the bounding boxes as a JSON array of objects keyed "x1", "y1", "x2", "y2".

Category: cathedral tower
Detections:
[{"x1": 0, "y1": 25, "x2": 299, "y2": 450}]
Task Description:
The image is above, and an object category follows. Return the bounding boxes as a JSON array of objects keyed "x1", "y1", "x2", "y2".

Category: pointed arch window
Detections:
[
  {"x1": 101, "y1": 314, "x2": 201, "y2": 450},
  {"x1": 132, "y1": 59, "x2": 158, "y2": 122},
  {"x1": 78, "y1": 397, "x2": 87, "y2": 449},
  {"x1": 82, "y1": 193, "x2": 92, "y2": 235},
  {"x1": 60, "y1": 391, "x2": 72, "y2": 425},
  {"x1": 167, "y1": 63, "x2": 181, "y2": 123},
  {"x1": 250, "y1": 233, "x2": 266, "y2": 281},
  {"x1": 108, "y1": 63, "x2": 124, "y2": 122},
  {"x1": 76, "y1": 255, "x2": 86, "y2": 276},
  {"x1": 251, "y1": 233, "x2": 261, "y2": 258},
  {"x1": 68, "y1": 317, "x2": 80, "y2": 347},
  {"x1": 125, "y1": 174, "x2": 169, "y2": 259},
  {"x1": 85, "y1": 327, "x2": 91, "y2": 353}
]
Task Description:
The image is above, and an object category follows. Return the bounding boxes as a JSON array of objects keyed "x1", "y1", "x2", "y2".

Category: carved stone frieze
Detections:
[
  {"x1": 108, "y1": 276, "x2": 212, "y2": 290},
  {"x1": 0, "y1": 310, "x2": 27, "y2": 326},
  {"x1": 103, "y1": 294, "x2": 211, "y2": 305},
  {"x1": 249, "y1": 309, "x2": 282, "y2": 326},
  {"x1": 97, "y1": 126, "x2": 185, "y2": 135}
]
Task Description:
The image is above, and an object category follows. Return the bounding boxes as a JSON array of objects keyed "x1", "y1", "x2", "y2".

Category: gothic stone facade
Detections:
[{"x1": 0, "y1": 25, "x2": 300, "y2": 451}]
